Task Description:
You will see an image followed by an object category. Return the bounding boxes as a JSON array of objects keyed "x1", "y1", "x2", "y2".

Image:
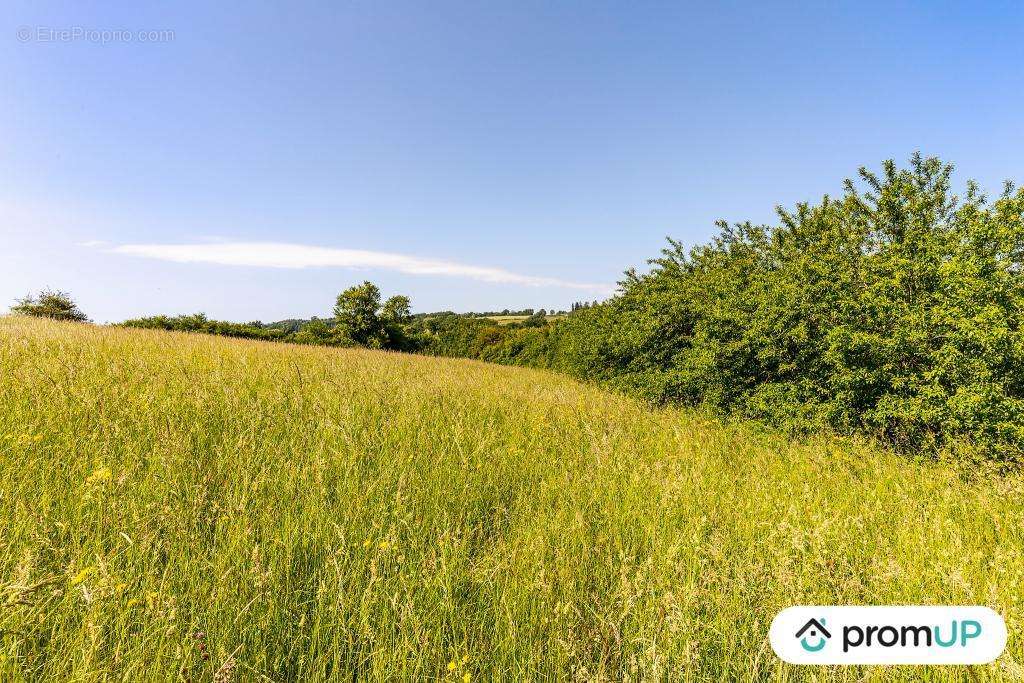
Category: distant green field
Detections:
[
  {"x1": 482, "y1": 314, "x2": 565, "y2": 325},
  {"x1": 1, "y1": 316, "x2": 1021, "y2": 680}
]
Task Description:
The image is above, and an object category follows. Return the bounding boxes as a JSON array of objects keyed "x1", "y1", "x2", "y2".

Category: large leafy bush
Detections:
[
  {"x1": 553, "y1": 156, "x2": 1024, "y2": 459},
  {"x1": 11, "y1": 289, "x2": 89, "y2": 322}
]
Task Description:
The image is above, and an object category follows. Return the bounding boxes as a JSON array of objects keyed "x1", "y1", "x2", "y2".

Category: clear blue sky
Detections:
[{"x1": 3, "y1": 1, "x2": 1022, "y2": 322}]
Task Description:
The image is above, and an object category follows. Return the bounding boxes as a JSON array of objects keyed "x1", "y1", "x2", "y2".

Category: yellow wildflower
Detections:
[
  {"x1": 69, "y1": 566, "x2": 95, "y2": 586},
  {"x1": 86, "y1": 466, "x2": 112, "y2": 485}
]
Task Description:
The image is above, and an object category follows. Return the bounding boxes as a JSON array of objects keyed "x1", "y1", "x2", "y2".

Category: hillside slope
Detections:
[{"x1": 1, "y1": 316, "x2": 1022, "y2": 681}]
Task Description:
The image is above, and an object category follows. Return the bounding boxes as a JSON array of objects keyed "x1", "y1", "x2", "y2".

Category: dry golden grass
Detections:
[{"x1": 1, "y1": 316, "x2": 1022, "y2": 681}]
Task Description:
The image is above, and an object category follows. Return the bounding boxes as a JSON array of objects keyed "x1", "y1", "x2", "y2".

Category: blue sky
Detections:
[{"x1": 2, "y1": 1, "x2": 1022, "y2": 322}]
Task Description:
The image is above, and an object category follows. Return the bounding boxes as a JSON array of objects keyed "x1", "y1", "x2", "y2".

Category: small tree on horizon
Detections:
[
  {"x1": 11, "y1": 289, "x2": 89, "y2": 322},
  {"x1": 380, "y1": 295, "x2": 412, "y2": 324},
  {"x1": 333, "y1": 281, "x2": 387, "y2": 348}
]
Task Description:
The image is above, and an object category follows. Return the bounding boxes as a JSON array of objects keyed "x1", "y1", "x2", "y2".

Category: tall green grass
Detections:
[{"x1": 1, "y1": 316, "x2": 1021, "y2": 681}]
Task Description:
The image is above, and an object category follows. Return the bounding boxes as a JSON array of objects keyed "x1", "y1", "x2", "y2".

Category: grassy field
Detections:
[{"x1": 1, "y1": 316, "x2": 1022, "y2": 681}]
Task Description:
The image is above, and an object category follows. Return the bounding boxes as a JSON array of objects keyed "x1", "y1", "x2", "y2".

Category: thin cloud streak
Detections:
[{"x1": 108, "y1": 241, "x2": 612, "y2": 292}]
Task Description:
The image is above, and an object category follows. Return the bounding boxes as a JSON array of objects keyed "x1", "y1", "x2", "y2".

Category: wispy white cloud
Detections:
[{"x1": 103, "y1": 241, "x2": 612, "y2": 292}]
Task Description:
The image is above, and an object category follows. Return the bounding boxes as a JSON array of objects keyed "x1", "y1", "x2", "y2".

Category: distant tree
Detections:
[
  {"x1": 380, "y1": 295, "x2": 416, "y2": 351},
  {"x1": 334, "y1": 281, "x2": 386, "y2": 347},
  {"x1": 520, "y1": 309, "x2": 548, "y2": 328},
  {"x1": 380, "y1": 295, "x2": 412, "y2": 324},
  {"x1": 11, "y1": 289, "x2": 88, "y2": 322}
]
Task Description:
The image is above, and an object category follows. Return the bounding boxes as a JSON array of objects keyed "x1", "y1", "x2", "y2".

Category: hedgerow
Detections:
[{"x1": 551, "y1": 155, "x2": 1024, "y2": 459}]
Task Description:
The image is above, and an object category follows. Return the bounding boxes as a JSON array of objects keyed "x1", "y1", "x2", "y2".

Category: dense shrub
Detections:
[
  {"x1": 551, "y1": 155, "x2": 1024, "y2": 460},
  {"x1": 404, "y1": 314, "x2": 492, "y2": 358},
  {"x1": 11, "y1": 289, "x2": 89, "y2": 322},
  {"x1": 405, "y1": 313, "x2": 557, "y2": 366}
]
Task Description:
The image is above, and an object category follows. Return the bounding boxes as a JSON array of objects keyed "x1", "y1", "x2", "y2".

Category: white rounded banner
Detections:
[{"x1": 770, "y1": 606, "x2": 1007, "y2": 665}]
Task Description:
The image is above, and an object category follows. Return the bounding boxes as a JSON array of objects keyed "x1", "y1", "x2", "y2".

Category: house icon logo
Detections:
[{"x1": 795, "y1": 618, "x2": 831, "y2": 652}]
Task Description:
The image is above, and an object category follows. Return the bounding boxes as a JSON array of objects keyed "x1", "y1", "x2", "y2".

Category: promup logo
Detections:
[
  {"x1": 770, "y1": 606, "x2": 1006, "y2": 665},
  {"x1": 795, "y1": 618, "x2": 830, "y2": 652}
]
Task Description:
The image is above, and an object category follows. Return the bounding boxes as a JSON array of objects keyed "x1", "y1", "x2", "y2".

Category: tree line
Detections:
[
  {"x1": 114, "y1": 282, "x2": 564, "y2": 359},
  {"x1": 119, "y1": 282, "x2": 421, "y2": 351}
]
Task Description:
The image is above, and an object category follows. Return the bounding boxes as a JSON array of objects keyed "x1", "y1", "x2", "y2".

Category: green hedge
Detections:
[{"x1": 550, "y1": 155, "x2": 1024, "y2": 460}]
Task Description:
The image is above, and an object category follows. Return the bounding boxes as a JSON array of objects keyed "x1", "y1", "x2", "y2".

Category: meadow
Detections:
[{"x1": 1, "y1": 315, "x2": 1022, "y2": 681}]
